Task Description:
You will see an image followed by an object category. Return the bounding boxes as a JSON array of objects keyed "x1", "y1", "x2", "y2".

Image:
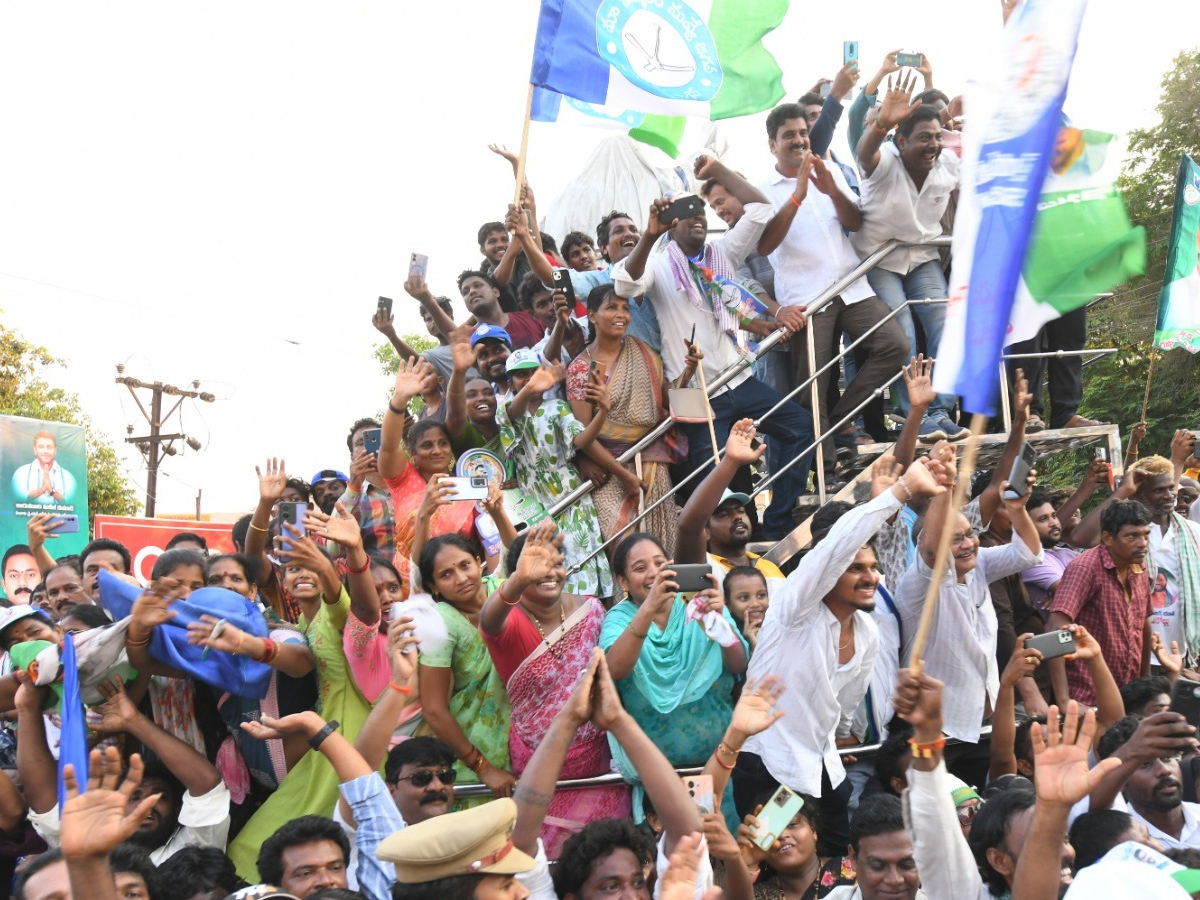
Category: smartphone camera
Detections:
[
  {"x1": 774, "y1": 792, "x2": 790, "y2": 808},
  {"x1": 470, "y1": 475, "x2": 488, "y2": 490},
  {"x1": 1056, "y1": 631, "x2": 1072, "y2": 645}
]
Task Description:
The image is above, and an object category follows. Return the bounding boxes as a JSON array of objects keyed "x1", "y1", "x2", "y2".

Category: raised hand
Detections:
[
  {"x1": 417, "y1": 475, "x2": 457, "y2": 519},
  {"x1": 348, "y1": 448, "x2": 376, "y2": 490},
  {"x1": 488, "y1": 142, "x2": 520, "y2": 172},
  {"x1": 1000, "y1": 634, "x2": 1043, "y2": 689},
  {"x1": 1081, "y1": 457, "x2": 1110, "y2": 491},
  {"x1": 647, "y1": 198, "x2": 673, "y2": 239},
  {"x1": 561, "y1": 647, "x2": 603, "y2": 729},
  {"x1": 915, "y1": 52, "x2": 934, "y2": 86},
  {"x1": 830, "y1": 60, "x2": 861, "y2": 100},
  {"x1": 371, "y1": 306, "x2": 396, "y2": 335},
  {"x1": 1063, "y1": 623, "x2": 1102, "y2": 664},
  {"x1": 899, "y1": 454, "x2": 946, "y2": 498},
  {"x1": 273, "y1": 530, "x2": 330, "y2": 576},
  {"x1": 1152, "y1": 632, "x2": 1184, "y2": 678},
  {"x1": 926, "y1": 440, "x2": 957, "y2": 487},
  {"x1": 792, "y1": 150, "x2": 814, "y2": 205},
  {"x1": 724, "y1": 419, "x2": 766, "y2": 467},
  {"x1": 388, "y1": 616, "x2": 420, "y2": 688},
  {"x1": 1172, "y1": 429, "x2": 1196, "y2": 467},
  {"x1": 808, "y1": 154, "x2": 838, "y2": 197},
  {"x1": 660, "y1": 834, "x2": 708, "y2": 900},
  {"x1": 693, "y1": 154, "x2": 724, "y2": 182},
  {"x1": 392, "y1": 356, "x2": 427, "y2": 404},
  {"x1": 256, "y1": 457, "x2": 288, "y2": 505},
  {"x1": 130, "y1": 583, "x2": 179, "y2": 633},
  {"x1": 999, "y1": 469, "x2": 1038, "y2": 512},
  {"x1": 526, "y1": 362, "x2": 565, "y2": 397},
  {"x1": 877, "y1": 71, "x2": 922, "y2": 130},
  {"x1": 645, "y1": 563, "x2": 681, "y2": 615},
  {"x1": 870, "y1": 454, "x2": 902, "y2": 498},
  {"x1": 892, "y1": 665, "x2": 944, "y2": 734},
  {"x1": 1127, "y1": 421, "x2": 1147, "y2": 451},
  {"x1": 91, "y1": 676, "x2": 142, "y2": 736},
  {"x1": 589, "y1": 652, "x2": 628, "y2": 731},
  {"x1": 1031, "y1": 702, "x2": 1122, "y2": 807},
  {"x1": 60, "y1": 748, "x2": 160, "y2": 860},
  {"x1": 513, "y1": 520, "x2": 565, "y2": 591},
  {"x1": 450, "y1": 322, "x2": 477, "y2": 373},
  {"x1": 305, "y1": 502, "x2": 363, "y2": 551},
  {"x1": 26, "y1": 513, "x2": 57, "y2": 553},
  {"x1": 728, "y1": 675, "x2": 786, "y2": 740},
  {"x1": 1011, "y1": 368, "x2": 1033, "y2": 422},
  {"x1": 902, "y1": 355, "x2": 936, "y2": 412}
]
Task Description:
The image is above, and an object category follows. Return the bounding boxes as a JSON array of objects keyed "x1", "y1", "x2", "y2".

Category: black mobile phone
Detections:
[
  {"x1": 378, "y1": 296, "x2": 393, "y2": 317},
  {"x1": 1024, "y1": 629, "x2": 1076, "y2": 661},
  {"x1": 1002, "y1": 443, "x2": 1037, "y2": 500},
  {"x1": 362, "y1": 428, "x2": 382, "y2": 455},
  {"x1": 671, "y1": 563, "x2": 715, "y2": 594},
  {"x1": 1171, "y1": 678, "x2": 1200, "y2": 729},
  {"x1": 658, "y1": 195, "x2": 705, "y2": 226},
  {"x1": 551, "y1": 268, "x2": 577, "y2": 309},
  {"x1": 689, "y1": 324, "x2": 696, "y2": 345}
]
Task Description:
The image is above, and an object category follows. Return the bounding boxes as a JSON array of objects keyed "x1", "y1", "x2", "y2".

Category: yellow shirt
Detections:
[{"x1": 709, "y1": 550, "x2": 785, "y2": 581}]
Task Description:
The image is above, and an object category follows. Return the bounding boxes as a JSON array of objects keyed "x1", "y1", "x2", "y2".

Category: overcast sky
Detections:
[{"x1": 0, "y1": 2, "x2": 1191, "y2": 517}]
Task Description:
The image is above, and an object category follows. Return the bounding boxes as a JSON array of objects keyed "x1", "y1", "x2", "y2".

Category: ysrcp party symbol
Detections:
[{"x1": 595, "y1": 0, "x2": 723, "y2": 101}]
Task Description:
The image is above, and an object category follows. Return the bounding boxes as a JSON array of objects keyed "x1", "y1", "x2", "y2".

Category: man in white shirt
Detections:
[
  {"x1": 856, "y1": 75, "x2": 963, "y2": 442},
  {"x1": 895, "y1": 448, "x2": 1043, "y2": 743},
  {"x1": 757, "y1": 102, "x2": 909, "y2": 476},
  {"x1": 1098, "y1": 713, "x2": 1200, "y2": 851},
  {"x1": 612, "y1": 155, "x2": 815, "y2": 540},
  {"x1": 734, "y1": 455, "x2": 944, "y2": 855}
]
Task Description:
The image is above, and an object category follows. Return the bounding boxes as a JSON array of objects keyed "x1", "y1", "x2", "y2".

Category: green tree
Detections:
[
  {"x1": 0, "y1": 321, "x2": 140, "y2": 521},
  {"x1": 1039, "y1": 50, "x2": 1200, "y2": 489}
]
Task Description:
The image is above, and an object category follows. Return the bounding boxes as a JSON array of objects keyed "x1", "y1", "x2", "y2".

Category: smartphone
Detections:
[
  {"x1": 445, "y1": 476, "x2": 490, "y2": 502},
  {"x1": 753, "y1": 785, "x2": 805, "y2": 851},
  {"x1": 1095, "y1": 446, "x2": 1115, "y2": 489},
  {"x1": 896, "y1": 51, "x2": 923, "y2": 68},
  {"x1": 1170, "y1": 678, "x2": 1200, "y2": 729},
  {"x1": 671, "y1": 563, "x2": 715, "y2": 595},
  {"x1": 277, "y1": 501, "x2": 307, "y2": 551},
  {"x1": 362, "y1": 428, "x2": 382, "y2": 456},
  {"x1": 1024, "y1": 629, "x2": 1077, "y2": 661},
  {"x1": 409, "y1": 253, "x2": 429, "y2": 281},
  {"x1": 658, "y1": 194, "x2": 705, "y2": 226},
  {"x1": 819, "y1": 82, "x2": 832, "y2": 99},
  {"x1": 551, "y1": 268, "x2": 577, "y2": 310},
  {"x1": 45, "y1": 514, "x2": 80, "y2": 534},
  {"x1": 681, "y1": 775, "x2": 714, "y2": 814},
  {"x1": 377, "y1": 296, "x2": 393, "y2": 318},
  {"x1": 1001, "y1": 442, "x2": 1037, "y2": 501},
  {"x1": 843, "y1": 41, "x2": 859, "y2": 66}
]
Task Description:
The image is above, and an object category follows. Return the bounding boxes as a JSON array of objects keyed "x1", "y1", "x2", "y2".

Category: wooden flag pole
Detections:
[
  {"x1": 1140, "y1": 345, "x2": 1158, "y2": 423},
  {"x1": 908, "y1": 411, "x2": 989, "y2": 664},
  {"x1": 696, "y1": 360, "x2": 722, "y2": 465},
  {"x1": 513, "y1": 83, "x2": 535, "y2": 208}
]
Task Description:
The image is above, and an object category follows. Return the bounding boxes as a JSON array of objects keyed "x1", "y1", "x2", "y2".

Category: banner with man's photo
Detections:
[{"x1": 0, "y1": 414, "x2": 90, "y2": 561}]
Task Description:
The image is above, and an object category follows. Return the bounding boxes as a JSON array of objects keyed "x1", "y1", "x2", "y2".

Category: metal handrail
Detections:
[
  {"x1": 545, "y1": 237, "x2": 950, "y2": 520},
  {"x1": 451, "y1": 725, "x2": 994, "y2": 798}
]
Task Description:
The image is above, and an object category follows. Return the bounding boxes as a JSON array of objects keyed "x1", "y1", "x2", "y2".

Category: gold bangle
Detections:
[
  {"x1": 248, "y1": 521, "x2": 268, "y2": 534},
  {"x1": 627, "y1": 622, "x2": 647, "y2": 640}
]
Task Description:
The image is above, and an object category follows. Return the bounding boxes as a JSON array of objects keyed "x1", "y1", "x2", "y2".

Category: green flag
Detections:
[
  {"x1": 1008, "y1": 128, "x2": 1146, "y2": 344},
  {"x1": 1154, "y1": 154, "x2": 1200, "y2": 353}
]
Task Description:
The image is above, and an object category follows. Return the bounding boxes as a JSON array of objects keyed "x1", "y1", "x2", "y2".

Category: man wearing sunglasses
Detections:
[{"x1": 383, "y1": 738, "x2": 458, "y2": 823}]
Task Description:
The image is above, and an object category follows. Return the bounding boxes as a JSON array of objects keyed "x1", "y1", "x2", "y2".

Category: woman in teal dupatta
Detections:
[{"x1": 600, "y1": 532, "x2": 747, "y2": 829}]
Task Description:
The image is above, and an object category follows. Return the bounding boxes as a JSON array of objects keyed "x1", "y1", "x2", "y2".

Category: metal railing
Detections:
[{"x1": 451, "y1": 725, "x2": 994, "y2": 798}]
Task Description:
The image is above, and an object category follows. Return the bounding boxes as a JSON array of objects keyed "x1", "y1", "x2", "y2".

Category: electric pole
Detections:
[{"x1": 115, "y1": 366, "x2": 215, "y2": 518}]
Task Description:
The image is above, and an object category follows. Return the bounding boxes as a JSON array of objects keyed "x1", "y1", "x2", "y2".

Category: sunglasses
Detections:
[{"x1": 395, "y1": 768, "x2": 457, "y2": 787}]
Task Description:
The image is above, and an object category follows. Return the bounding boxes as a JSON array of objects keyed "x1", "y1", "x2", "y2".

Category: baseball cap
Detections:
[
  {"x1": 0, "y1": 606, "x2": 51, "y2": 641},
  {"x1": 716, "y1": 488, "x2": 752, "y2": 510},
  {"x1": 310, "y1": 469, "x2": 349, "y2": 485},
  {"x1": 470, "y1": 324, "x2": 512, "y2": 348},
  {"x1": 946, "y1": 774, "x2": 982, "y2": 808},
  {"x1": 505, "y1": 348, "x2": 541, "y2": 374},
  {"x1": 376, "y1": 797, "x2": 536, "y2": 883}
]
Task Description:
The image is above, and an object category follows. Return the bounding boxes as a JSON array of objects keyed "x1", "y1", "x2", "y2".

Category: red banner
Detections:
[{"x1": 92, "y1": 516, "x2": 235, "y2": 584}]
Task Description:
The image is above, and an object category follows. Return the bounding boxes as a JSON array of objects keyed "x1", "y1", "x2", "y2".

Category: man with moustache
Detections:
[
  {"x1": 2, "y1": 545, "x2": 39, "y2": 604},
  {"x1": 733, "y1": 447, "x2": 946, "y2": 857},
  {"x1": 1046, "y1": 500, "x2": 1155, "y2": 708},
  {"x1": 1098, "y1": 713, "x2": 1200, "y2": 850},
  {"x1": 1021, "y1": 490, "x2": 1082, "y2": 615}
]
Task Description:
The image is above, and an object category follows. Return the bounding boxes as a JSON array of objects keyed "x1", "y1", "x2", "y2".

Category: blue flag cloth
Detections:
[
  {"x1": 58, "y1": 632, "x2": 89, "y2": 810},
  {"x1": 98, "y1": 571, "x2": 273, "y2": 700},
  {"x1": 933, "y1": 0, "x2": 1088, "y2": 415}
]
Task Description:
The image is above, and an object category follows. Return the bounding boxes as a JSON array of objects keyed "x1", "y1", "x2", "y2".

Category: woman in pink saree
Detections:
[{"x1": 479, "y1": 520, "x2": 631, "y2": 857}]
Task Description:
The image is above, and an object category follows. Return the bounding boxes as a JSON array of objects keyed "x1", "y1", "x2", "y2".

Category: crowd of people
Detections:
[{"x1": 4, "y1": 35, "x2": 1200, "y2": 900}]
